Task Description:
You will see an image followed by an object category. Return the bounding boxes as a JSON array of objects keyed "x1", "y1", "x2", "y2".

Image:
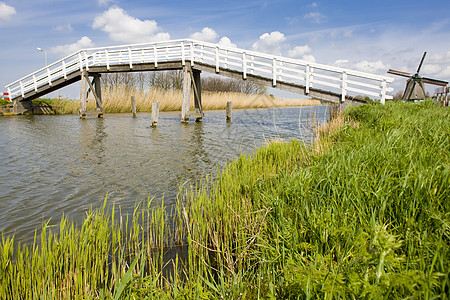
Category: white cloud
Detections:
[
  {"x1": 53, "y1": 24, "x2": 73, "y2": 32},
  {"x1": 438, "y1": 66, "x2": 450, "y2": 78},
  {"x1": 98, "y1": 0, "x2": 115, "y2": 6},
  {"x1": 354, "y1": 60, "x2": 388, "y2": 73},
  {"x1": 252, "y1": 31, "x2": 286, "y2": 55},
  {"x1": 334, "y1": 59, "x2": 349, "y2": 68},
  {"x1": 288, "y1": 45, "x2": 311, "y2": 58},
  {"x1": 92, "y1": 6, "x2": 170, "y2": 43},
  {"x1": 304, "y1": 12, "x2": 326, "y2": 24},
  {"x1": 310, "y1": 2, "x2": 318, "y2": 8},
  {"x1": 302, "y1": 54, "x2": 316, "y2": 63},
  {"x1": 50, "y1": 36, "x2": 94, "y2": 56},
  {"x1": 189, "y1": 27, "x2": 218, "y2": 43},
  {"x1": 0, "y1": 2, "x2": 16, "y2": 21},
  {"x1": 218, "y1": 36, "x2": 237, "y2": 48}
]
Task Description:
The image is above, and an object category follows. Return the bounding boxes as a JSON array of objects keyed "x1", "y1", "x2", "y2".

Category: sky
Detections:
[{"x1": 1, "y1": 0, "x2": 449, "y2": 99}]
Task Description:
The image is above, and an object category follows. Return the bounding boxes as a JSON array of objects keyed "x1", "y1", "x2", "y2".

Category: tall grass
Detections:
[
  {"x1": 1, "y1": 100, "x2": 448, "y2": 298},
  {"x1": 44, "y1": 85, "x2": 320, "y2": 114}
]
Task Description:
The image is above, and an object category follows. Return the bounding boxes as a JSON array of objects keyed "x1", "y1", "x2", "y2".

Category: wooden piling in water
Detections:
[
  {"x1": 93, "y1": 74, "x2": 103, "y2": 118},
  {"x1": 152, "y1": 101, "x2": 160, "y2": 127},
  {"x1": 131, "y1": 96, "x2": 136, "y2": 117},
  {"x1": 181, "y1": 64, "x2": 191, "y2": 123},
  {"x1": 79, "y1": 72, "x2": 88, "y2": 118},
  {"x1": 226, "y1": 101, "x2": 232, "y2": 121}
]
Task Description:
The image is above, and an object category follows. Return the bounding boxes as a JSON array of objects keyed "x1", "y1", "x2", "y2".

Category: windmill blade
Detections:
[
  {"x1": 421, "y1": 77, "x2": 448, "y2": 86},
  {"x1": 416, "y1": 51, "x2": 427, "y2": 74},
  {"x1": 387, "y1": 69, "x2": 412, "y2": 78}
]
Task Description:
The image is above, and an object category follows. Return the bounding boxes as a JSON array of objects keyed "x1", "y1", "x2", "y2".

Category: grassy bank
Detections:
[
  {"x1": 34, "y1": 86, "x2": 320, "y2": 115},
  {"x1": 1, "y1": 101, "x2": 448, "y2": 298}
]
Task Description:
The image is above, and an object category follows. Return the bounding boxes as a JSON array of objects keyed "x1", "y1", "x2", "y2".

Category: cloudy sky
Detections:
[{"x1": 1, "y1": 0, "x2": 449, "y2": 98}]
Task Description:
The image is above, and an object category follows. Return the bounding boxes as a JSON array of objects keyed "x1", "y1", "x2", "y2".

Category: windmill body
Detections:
[{"x1": 388, "y1": 52, "x2": 448, "y2": 101}]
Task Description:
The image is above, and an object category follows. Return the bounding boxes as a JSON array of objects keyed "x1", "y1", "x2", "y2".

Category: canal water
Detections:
[{"x1": 0, "y1": 105, "x2": 329, "y2": 244}]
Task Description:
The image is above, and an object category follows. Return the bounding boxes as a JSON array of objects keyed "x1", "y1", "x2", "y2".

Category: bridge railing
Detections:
[{"x1": 6, "y1": 39, "x2": 394, "y2": 103}]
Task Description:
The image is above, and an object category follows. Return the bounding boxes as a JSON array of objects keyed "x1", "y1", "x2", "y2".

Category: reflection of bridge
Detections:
[{"x1": 6, "y1": 39, "x2": 394, "y2": 120}]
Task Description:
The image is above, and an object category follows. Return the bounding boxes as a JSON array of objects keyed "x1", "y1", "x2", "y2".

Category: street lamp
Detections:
[{"x1": 36, "y1": 47, "x2": 47, "y2": 66}]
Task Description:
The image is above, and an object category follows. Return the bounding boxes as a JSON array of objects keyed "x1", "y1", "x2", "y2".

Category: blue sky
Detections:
[{"x1": 1, "y1": 0, "x2": 449, "y2": 98}]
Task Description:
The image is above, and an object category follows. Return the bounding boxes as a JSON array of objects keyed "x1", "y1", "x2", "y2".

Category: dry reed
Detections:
[{"x1": 51, "y1": 86, "x2": 321, "y2": 114}]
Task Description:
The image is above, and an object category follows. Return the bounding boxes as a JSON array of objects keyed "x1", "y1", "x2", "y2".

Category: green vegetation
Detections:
[
  {"x1": 0, "y1": 98, "x2": 10, "y2": 105},
  {"x1": 0, "y1": 101, "x2": 448, "y2": 298}
]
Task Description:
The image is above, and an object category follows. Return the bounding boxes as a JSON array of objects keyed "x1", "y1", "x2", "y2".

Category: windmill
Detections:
[{"x1": 388, "y1": 52, "x2": 448, "y2": 101}]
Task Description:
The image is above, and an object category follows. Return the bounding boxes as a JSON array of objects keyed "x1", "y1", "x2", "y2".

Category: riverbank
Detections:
[
  {"x1": 26, "y1": 87, "x2": 320, "y2": 115},
  {"x1": 0, "y1": 101, "x2": 448, "y2": 298}
]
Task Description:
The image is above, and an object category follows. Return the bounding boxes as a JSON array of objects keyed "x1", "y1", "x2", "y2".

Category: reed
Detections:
[
  {"x1": 1, "y1": 100, "x2": 448, "y2": 298},
  {"x1": 43, "y1": 85, "x2": 320, "y2": 114}
]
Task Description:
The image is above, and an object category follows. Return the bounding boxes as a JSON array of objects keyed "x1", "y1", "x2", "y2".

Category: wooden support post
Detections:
[
  {"x1": 192, "y1": 69, "x2": 203, "y2": 122},
  {"x1": 226, "y1": 101, "x2": 232, "y2": 121},
  {"x1": 93, "y1": 74, "x2": 103, "y2": 118},
  {"x1": 151, "y1": 101, "x2": 160, "y2": 127},
  {"x1": 79, "y1": 72, "x2": 88, "y2": 118},
  {"x1": 181, "y1": 64, "x2": 191, "y2": 123},
  {"x1": 131, "y1": 96, "x2": 137, "y2": 117}
]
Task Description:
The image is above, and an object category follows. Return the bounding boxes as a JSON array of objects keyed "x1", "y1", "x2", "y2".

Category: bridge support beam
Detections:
[
  {"x1": 192, "y1": 69, "x2": 203, "y2": 122},
  {"x1": 13, "y1": 100, "x2": 33, "y2": 115},
  {"x1": 79, "y1": 71, "x2": 103, "y2": 118}
]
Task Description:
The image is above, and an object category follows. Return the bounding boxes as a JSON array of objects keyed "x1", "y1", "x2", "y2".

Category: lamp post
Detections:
[{"x1": 36, "y1": 47, "x2": 47, "y2": 66}]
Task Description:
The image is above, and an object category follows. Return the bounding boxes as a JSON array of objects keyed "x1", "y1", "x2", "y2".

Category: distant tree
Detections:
[{"x1": 101, "y1": 70, "x2": 266, "y2": 95}]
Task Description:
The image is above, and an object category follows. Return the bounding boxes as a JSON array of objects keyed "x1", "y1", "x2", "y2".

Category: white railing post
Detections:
[
  {"x1": 242, "y1": 52, "x2": 247, "y2": 79},
  {"x1": 141, "y1": 49, "x2": 145, "y2": 63},
  {"x1": 78, "y1": 52, "x2": 83, "y2": 71},
  {"x1": 310, "y1": 66, "x2": 314, "y2": 88},
  {"x1": 20, "y1": 81, "x2": 24, "y2": 97},
  {"x1": 62, "y1": 61, "x2": 67, "y2": 79},
  {"x1": 279, "y1": 61, "x2": 283, "y2": 81},
  {"x1": 153, "y1": 45, "x2": 158, "y2": 68},
  {"x1": 341, "y1": 71, "x2": 347, "y2": 102},
  {"x1": 181, "y1": 41, "x2": 185, "y2": 66},
  {"x1": 381, "y1": 79, "x2": 387, "y2": 104},
  {"x1": 272, "y1": 58, "x2": 277, "y2": 86},
  {"x1": 305, "y1": 65, "x2": 311, "y2": 94},
  {"x1": 128, "y1": 46, "x2": 133, "y2": 69},
  {"x1": 201, "y1": 45, "x2": 204, "y2": 63},
  {"x1": 215, "y1": 46, "x2": 220, "y2": 73},
  {"x1": 105, "y1": 49, "x2": 110, "y2": 70},
  {"x1": 33, "y1": 74, "x2": 37, "y2": 92},
  {"x1": 251, "y1": 55, "x2": 254, "y2": 74},
  {"x1": 84, "y1": 51, "x2": 89, "y2": 71},
  {"x1": 47, "y1": 67, "x2": 52, "y2": 86},
  {"x1": 224, "y1": 50, "x2": 228, "y2": 68},
  {"x1": 190, "y1": 41, "x2": 195, "y2": 66},
  {"x1": 7, "y1": 87, "x2": 11, "y2": 101}
]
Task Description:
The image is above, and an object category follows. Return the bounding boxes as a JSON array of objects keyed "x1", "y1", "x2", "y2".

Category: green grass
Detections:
[{"x1": 0, "y1": 100, "x2": 448, "y2": 298}]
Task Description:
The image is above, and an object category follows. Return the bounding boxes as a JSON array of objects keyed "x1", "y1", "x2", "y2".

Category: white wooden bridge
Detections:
[{"x1": 5, "y1": 39, "x2": 394, "y2": 119}]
